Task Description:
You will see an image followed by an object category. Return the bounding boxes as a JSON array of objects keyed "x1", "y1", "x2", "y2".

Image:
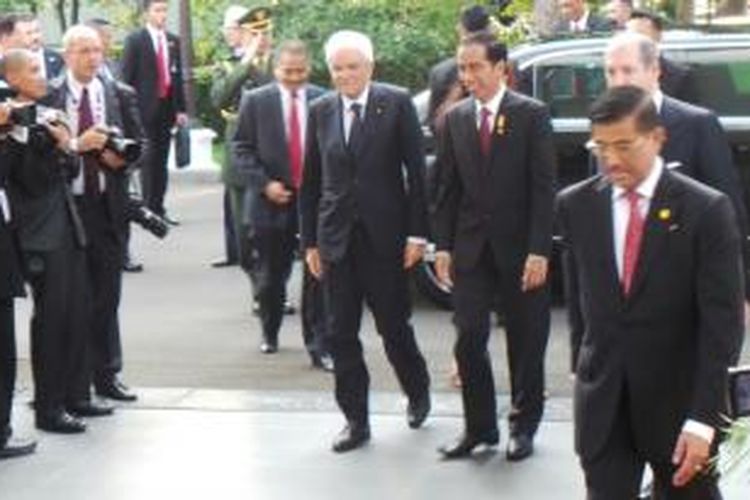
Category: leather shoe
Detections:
[
  {"x1": 310, "y1": 352, "x2": 334, "y2": 372},
  {"x1": 283, "y1": 300, "x2": 296, "y2": 315},
  {"x1": 211, "y1": 259, "x2": 237, "y2": 268},
  {"x1": 407, "y1": 393, "x2": 430, "y2": 429},
  {"x1": 36, "y1": 411, "x2": 86, "y2": 434},
  {"x1": 260, "y1": 341, "x2": 278, "y2": 354},
  {"x1": 0, "y1": 435, "x2": 37, "y2": 459},
  {"x1": 123, "y1": 259, "x2": 144, "y2": 273},
  {"x1": 332, "y1": 423, "x2": 370, "y2": 453},
  {"x1": 95, "y1": 378, "x2": 138, "y2": 402},
  {"x1": 506, "y1": 433, "x2": 534, "y2": 461},
  {"x1": 67, "y1": 400, "x2": 115, "y2": 417},
  {"x1": 438, "y1": 430, "x2": 499, "y2": 459}
]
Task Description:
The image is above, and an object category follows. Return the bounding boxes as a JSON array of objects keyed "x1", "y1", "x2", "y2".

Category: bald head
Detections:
[
  {"x1": 604, "y1": 32, "x2": 660, "y2": 93},
  {"x1": 0, "y1": 48, "x2": 46, "y2": 100}
]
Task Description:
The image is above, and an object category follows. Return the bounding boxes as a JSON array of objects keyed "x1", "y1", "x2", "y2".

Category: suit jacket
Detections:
[
  {"x1": 427, "y1": 57, "x2": 459, "y2": 131},
  {"x1": 558, "y1": 169, "x2": 744, "y2": 461},
  {"x1": 300, "y1": 82, "x2": 428, "y2": 261},
  {"x1": 43, "y1": 75, "x2": 146, "y2": 241},
  {"x1": 434, "y1": 90, "x2": 557, "y2": 270},
  {"x1": 232, "y1": 82, "x2": 325, "y2": 229},
  {"x1": 43, "y1": 48, "x2": 64, "y2": 80},
  {"x1": 120, "y1": 28, "x2": 186, "y2": 127},
  {"x1": 0, "y1": 142, "x2": 25, "y2": 300},
  {"x1": 659, "y1": 56, "x2": 697, "y2": 104}
]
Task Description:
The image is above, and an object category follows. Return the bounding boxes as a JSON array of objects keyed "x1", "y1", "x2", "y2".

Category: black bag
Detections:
[
  {"x1": 174, "y1": 124, "x2": 191, "y2": 168},
  {"x1": 729, "y1": 366, "x2": 750, "y2": 418}
]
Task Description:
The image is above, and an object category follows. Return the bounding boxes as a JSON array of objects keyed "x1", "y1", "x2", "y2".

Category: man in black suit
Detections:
[
  {"x1": 626, "y1": 10, "x2": 698, "y2": 104},
  {"x1": 232, "y1": 40, "x2": 331, "y2": 370},
  {"x1": 553, "y1": 0, "x2": 614, "y2": 34},
  {"x1": 566, "y1": 33, "x2": 750, "y2": 367},
  {"x1": 0, "y1": 103, "x2": 37, "y2": 459},
  {"x1": 45, "y1": 25, "x2": 145, "y2": 404},
  {"x1": 2, "y1": 48, "x2": 90, "y2": 434},
  {"x1": 121, "y1": 0, "x2": 187, "y2": 223},
  {"x1": 433, "y1": 33, "x2": 556, "y2": 462},
  {"x1": 558, "y1": 85, "x2": 744, "y2": 499},
  {"x1": 0, "y1": 13, "x2": 64, "y2": 80},
  {"x1": 300, "y1": 30, "x2": 431, "y2": 453}
]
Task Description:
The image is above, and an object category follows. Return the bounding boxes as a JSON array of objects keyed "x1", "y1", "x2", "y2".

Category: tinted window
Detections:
[
  {"x1": 677, "y1": 47, "x2": 750, "y2": 116},
  {"x1": 532, "y1": 52, "x2": 605, "y2": 118}
]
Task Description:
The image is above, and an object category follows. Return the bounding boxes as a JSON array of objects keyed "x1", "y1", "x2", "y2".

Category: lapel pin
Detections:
[
  {"x1": 496, "y1": 114, "x2": 506, "y2": 136},
  {"x1": 657, "y1": 208, "x2": 671, "y2": 221}
]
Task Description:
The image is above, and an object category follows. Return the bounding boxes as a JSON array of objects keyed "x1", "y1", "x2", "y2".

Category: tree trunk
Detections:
[
  {"x1": 179, "y1": 0, "x2": 196, "y2": 118},
  {"x1": 718, "y1": 0, "x2": 747, "y2": 15},
  {"x1": 70, "y1": 0, "x2": 79, "y2": 25},
  {"x1": 675, "y1": 0, "x2": 695, "y2": 24},
  {"x1": 55, "y1": 0, "x2": 67, "y2": 33},
  {"x1": 533, "y1": 0, "x2": 559, "y2": 37}
]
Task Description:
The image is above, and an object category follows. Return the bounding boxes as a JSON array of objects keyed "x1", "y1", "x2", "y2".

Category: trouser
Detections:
[
  {"x1": 141, "y1": 99, "x2": 173, "y2": 216},
  {"x1": 0, "y1": 299, "x2": 16, "y2": 437},
  {"x1": 221, "y1": 188, "x2": 239, "y2": 263}
]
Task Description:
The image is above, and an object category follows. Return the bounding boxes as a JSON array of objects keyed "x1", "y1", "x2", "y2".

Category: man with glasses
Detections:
[{"x1": 558, "y1": 84, "x2": 743, "y2": 499}]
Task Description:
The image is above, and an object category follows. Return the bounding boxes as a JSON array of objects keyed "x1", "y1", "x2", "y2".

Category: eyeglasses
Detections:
[{"x1": 585, "y1": 136, "x2": 646, "y2": 156}]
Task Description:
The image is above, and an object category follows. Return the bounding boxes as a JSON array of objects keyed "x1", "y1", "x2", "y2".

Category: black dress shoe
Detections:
[
  {"x1": 123, "y1": 259, "x2": 144, "y2": 273},
  {"x1": 407, "y1": 393, "x2": 431, "y2": 429},
  {"x1": 310, "y1": 352, "x2": 334, "y2": 372},
  {"x1": 211, "y1": 259, "x2": 237, "y2": 268},
  {"x1": 506, "y1": 433, "x2": 534, "y2": 461},
  {"x1": 260, "y1": 341, "x2": 278, "y2": 354},
  {"x1": 283, "y1": 300, "x2": 296, "y2": 315},
  {"x1": 36, "y1": 411, "x2": 86, "y2": 434},
  {"x1": 438, "y1": 430, "x2": 499, "y2": 459},
  {"x1": 95, "y1": 379, "x2": 138, "y2": 402},
  {"x1": 331, "y1": 423, "x2": 370, "y2": 453},
  {"x1": 67, "y1": 400, "x2": 115, "y2": 417},
  {"x1": 0, "y1": 435, "x2": 37, "y2": 459}
]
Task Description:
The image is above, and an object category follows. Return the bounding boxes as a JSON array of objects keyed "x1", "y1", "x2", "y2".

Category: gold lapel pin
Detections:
[{"x1": 496, "y1": 114, "x2": 506, "y2": 136}]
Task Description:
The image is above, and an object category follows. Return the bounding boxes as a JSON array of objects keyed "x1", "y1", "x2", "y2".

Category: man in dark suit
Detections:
[
  {"x1": 232, "y1": 40, "x2": 331, "y2": 369},
  {"x1": 558, "y1": 85, "x2": 744, "y2": 499},
  {"x1": 565, "y1": 32, "x2": 750, "y2": 368},
  {"x1": 2, "y1": 48, "x2": 90, "y2": 434},
  {"x1": 45, "y1": 25, "x2": 145, "y2": 404},
  {"x1": 121, "y1": 0, "x2": 187, "y2": 223},
  {"x1": 0, "y1": 13, "x2": 64, "y2": 80},
  {"x1": 0, "y1": 103, "x2": 37, "y2": 459},
  {"x1": 553, "y1": 0, "x2": 614, "y2": 34},
  {"x1": 300, "y1": 30, "x2": 431, "y2": 453},
  {"x1": 626, "y1": 10, "x2": 698, "y2": 104},
  {"x1": 433, "y1": 33, "x2": 556, "y2": 462}
]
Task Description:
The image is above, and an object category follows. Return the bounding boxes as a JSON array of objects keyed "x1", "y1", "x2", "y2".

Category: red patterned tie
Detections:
[
  {"x1": 156, "y1": 34, "x2": 170, "y2": 99},
  {"x1": 288, "y1": 90, "x2": 303, "y2": 189},
  {"x1": 479, "y1": 107, "x2": 492, "y2": 158},
  {"x1": 622, "y1": 190, "x2": 645, "y2": 295},
  {"x1": 78, "y1": 87, "x2": 100, "y2": 197}
]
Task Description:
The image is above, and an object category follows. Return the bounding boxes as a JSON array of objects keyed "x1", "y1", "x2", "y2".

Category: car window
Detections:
[
  {"x1": 679, "y1": 47, "x2": 750, "y2": 117},
  {"x1": 532, "y1": 52, "x2": 605, "y2": 119}
]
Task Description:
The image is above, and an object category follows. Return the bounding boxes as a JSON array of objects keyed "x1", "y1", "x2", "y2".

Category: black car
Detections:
[{"x1": 413, "y1": 31, "x2": 750, "y2": 308}]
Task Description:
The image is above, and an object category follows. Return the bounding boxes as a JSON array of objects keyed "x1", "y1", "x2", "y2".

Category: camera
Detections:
[
  {"x1": 103, "y1": 128, "x2": 142, "y2": 163},
  {"x1": 125, "y1": 196, "x2": 169, "y2": 239}
]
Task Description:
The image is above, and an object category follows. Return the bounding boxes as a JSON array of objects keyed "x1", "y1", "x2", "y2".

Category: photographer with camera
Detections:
[
  {"x1": 0, "y1": 48, "x2": 93, "y2": 434},
  {"x1": 0, "y1": 98, "x2": 37, "y2": 458},
  {"x1": 43, "y1": 25, "x2": 146, "y2": 404}
]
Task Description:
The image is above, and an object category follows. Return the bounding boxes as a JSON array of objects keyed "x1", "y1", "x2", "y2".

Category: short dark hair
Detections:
[
  {"x1": 0, "y1": 12, "x2": 35, "y2": 38},
  {"x1": 630, "y1": 9, "x2": 665, "y2": 32},
  {"x1": 460, "y1": 5, "x2": 490, "y2": 33},
  {"x1": 273, "y1": 40, "x2": 310, "y2": 67},
  {"x1": 142, "y1": 0, "x2": 168, "y2": 10},
  {"x1": 459, "y1": 32, "x2": 507, "y2": 64},
  {"x1": 589, "y1": 85, "x2": 661, "y2": 132}
]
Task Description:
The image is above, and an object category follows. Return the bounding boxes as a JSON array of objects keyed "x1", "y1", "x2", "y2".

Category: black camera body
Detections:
[
  {"x1": 104, "y1": 129, "x2": 141, "y2": 163},
  {"x1": 125, "y1": 196, "x2": 169, "y2": 239}
]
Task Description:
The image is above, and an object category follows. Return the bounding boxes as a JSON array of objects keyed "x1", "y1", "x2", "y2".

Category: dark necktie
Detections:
[
  {"x1": 622, "y1": 191, "x2": 645, "y2": 296},
  {"x1": 78, "y1": 87, "x2": 100, "y2": 197},
  {"x1": 288, "y1": 90, "x2": 303, "y2": 189},
  {"x1": 347, "y1": 102, "x2": 363, "y2": 150},
  {"x1": 479, "y1": 106, "x2": 492, "y2": 158}
]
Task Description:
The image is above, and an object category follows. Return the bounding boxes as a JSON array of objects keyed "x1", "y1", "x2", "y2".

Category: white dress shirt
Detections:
[
  {"x1": 611, "y1": 157, "x2": 714, "y2": 444},
  {"x1": 66, "y1": 73, "x2": 107, "y2": 194},
  {"x1": 278, "y1": 83, "x2": 308, "y2": 152},
  {"x1": 569, "y1": 10, "x2": 590, "y2": 32},
  {"x1": 474, "y1": 86, "x2": 506, "y2": 130},
  {"x1": 341, "y1": 86, "x2": 370, "y2": 143},
  {"x1": 146, "y1": 25, "x2": 171, "y2": 82}
]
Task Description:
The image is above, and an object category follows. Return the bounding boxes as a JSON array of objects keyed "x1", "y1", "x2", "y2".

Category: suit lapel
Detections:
[
  {"x1": 592, "y1": 180, "x2": 623, "y2": 303},
  {"x1": 626, "y1": 171, "x2": 675, "y2": 301},
  {"x1": 488, "y1": 91, "x2": 512, "y2": 162},
  {"x1": 268, "y1": 86, "x2": 290, "y2": 176},
  {"x1": 350, "y1": 84, "x2": 384, "y2": 157},
  {"x1": 455, "y1": 99, "x2": 485, "y2": 175}
]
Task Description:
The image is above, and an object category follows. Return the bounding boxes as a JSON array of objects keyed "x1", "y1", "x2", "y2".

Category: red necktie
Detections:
[
  {"x1": 622, "y1": 191, "x2": 645, "y2": 295},
  {"x1": 156, "y1": 34, "x2": 170, "y2": 99},
  {"x1": 479, "y1": 107, "x2": 492, "y2": 158},
  {"x1": 288, "y1": 90, "x2": 303, "y2": 189},
  {"x1": 78, "y1": 87, "x2": 100, "y2": 197}
]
